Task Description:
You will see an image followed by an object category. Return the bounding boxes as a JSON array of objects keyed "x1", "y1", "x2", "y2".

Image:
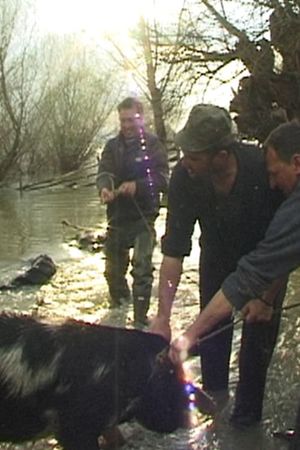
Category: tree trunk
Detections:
[{"x1": 139, "y1": 18, "x2": 167, "y2": 143}]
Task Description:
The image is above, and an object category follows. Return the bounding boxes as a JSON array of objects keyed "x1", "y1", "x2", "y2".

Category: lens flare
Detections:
[{"x1": 137, "y1": 121, "x2": 155, "y2": 201}]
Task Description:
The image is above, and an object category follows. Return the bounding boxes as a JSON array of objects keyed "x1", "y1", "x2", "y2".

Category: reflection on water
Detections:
[
  {"x1": 1, "y1": 185, "x2": 300, "y2": 449},
  {"x1": 0, "y1": 186, "x2": 105, "y2": 268}
]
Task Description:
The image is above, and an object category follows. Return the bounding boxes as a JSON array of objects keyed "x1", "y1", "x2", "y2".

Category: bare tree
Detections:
[
  {"x1": 32, "y1": 36, "x2": 121, "y2": 175},
  {"x1": 106, "y1": 4, "x2": 195, "y2": 146},
  {"x1": 0, "y1": 0, "x2": 42, "y2": 183},
  {"x1": 163, "y1": 0, "x2": 300, "y2": 141},
  {"x1": 0, "y1": 11, "x2": 123, "y2": 184}
]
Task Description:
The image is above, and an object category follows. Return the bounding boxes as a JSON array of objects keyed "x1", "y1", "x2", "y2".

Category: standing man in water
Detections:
[
  {"x1": 151, "y1": 104, "x2": 287, "y2": 427},
  {"x1": 96, "y1": 97, "x2": 168, "y2": 328},
  {"x1": 165, "y1": 120, "x2": 300, "y2": 447}
]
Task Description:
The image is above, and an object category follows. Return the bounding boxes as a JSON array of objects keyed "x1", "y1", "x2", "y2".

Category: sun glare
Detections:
[{"x1": 36, "y1": 0, "x2": 174, "y2": 37}]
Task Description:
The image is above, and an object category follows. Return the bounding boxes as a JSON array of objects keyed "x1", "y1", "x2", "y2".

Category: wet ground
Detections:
[
  {"x1": 0, "y1": 186, "x2": 300, "y2": 449},
  {"x1": 1, "y1": 240, "x2": 300, "y2": 450}
]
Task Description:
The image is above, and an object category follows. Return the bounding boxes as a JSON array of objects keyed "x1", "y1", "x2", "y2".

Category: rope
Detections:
[
  {"x1": 153, "y1": 300, "x2": 300, "y2": 361},
  {"x1": 195, "y1": 313, "x2": 243, "y2": 347},
  {"x1": 131, "y1": 197, "x2": 155, "y2": 235},
  {"x1": 191, "y1": 300, "x2": 300, "y2": 353},
  {"x1": 106, "y1": 119, "x2": 157, "y2": 235}
]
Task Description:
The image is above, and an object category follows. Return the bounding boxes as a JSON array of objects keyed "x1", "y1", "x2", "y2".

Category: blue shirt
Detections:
[{"x1": 222, "y1": 181, "x2": 300, "y2": 309}]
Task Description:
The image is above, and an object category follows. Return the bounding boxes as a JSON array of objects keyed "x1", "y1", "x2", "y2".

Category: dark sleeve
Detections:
[
  {"x1": 135, "y1": 134, "x2": 169, "y2": 197},
  {"x1": 96, "y1": 140, "x2": 116, "y2": 192},
  {"x1": 222, "y1": 185, "x2": 300, "y2": 309},
  {"x1": 161, "y1": 164, "x2": 198, "y2": 257}
]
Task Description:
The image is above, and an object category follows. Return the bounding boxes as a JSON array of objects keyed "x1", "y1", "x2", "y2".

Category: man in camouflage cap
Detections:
[
  {"x1": 176, "y1": 103, "x2": 234, "y2": 153},
  {"x1": 151, "y1": 103, "x2": 287, "y2": 427}
]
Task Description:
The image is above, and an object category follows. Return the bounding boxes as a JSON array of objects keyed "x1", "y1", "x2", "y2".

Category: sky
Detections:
[
  {"x1": 35, "y1": 0, "x2": 183, "y2": 37},
  {"x1": 34, "y1": 0, "x2": 237, "y2": 110}
]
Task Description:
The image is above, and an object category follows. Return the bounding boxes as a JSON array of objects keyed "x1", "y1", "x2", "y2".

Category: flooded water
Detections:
[
  {"x1": 0, "y1": 184, "x2": 300, "y2": 450},
  {"x1": 0, "y1": 185, "x2": 105, "y2": 266}
]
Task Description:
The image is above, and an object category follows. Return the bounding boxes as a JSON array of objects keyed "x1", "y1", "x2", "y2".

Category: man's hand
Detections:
[
  {"x1": 241, "y1": 299, "x2": 273, "y2": 322},
  {"x1": 168, "y1": 325, "x2": 201, "y2": 365},
  {"x1": 168, "y1": 335, "x2": 191, "y2": 365},
  {"x1": 149, "y1": 316, "x2": 171, "y2": 342},
  {"x1": 100, "y1": 188, "x2": 115, "y2": 204},
  {"x1": 117, "y1": 181, "x2": 137, "y2": 197}
]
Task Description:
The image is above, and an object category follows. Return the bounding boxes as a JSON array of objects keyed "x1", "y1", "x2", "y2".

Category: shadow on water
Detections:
[{"x1": 0, "y1": 185, "x2": 300, "y2": 449}]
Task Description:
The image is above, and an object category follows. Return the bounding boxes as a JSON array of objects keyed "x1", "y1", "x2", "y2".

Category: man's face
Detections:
[
  {"x1": 181, "y1": 151, "x2": 212, "y2": 177},
  {"x1": 119, "y1": 107, "x2": 144, "y2": 139},
  {"x1": 265, "y1": 146, "x2": 300, "y2": 195}
]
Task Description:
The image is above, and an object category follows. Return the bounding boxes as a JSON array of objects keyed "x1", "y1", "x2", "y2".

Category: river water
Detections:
[
  {"x1": 0, "y1": 184, "x2": 300, "y2": 450},
  {"x1": 0, "y1": 185, "x2": 105, "y2": 267}
]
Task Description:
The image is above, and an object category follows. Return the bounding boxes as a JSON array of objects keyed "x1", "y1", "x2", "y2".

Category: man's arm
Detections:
[
  {"x1": 169, "y1": 287, "x2": 279, "y2": 365},
  {"x1": 241, "y1": 276, "x2": 287, "y2": 322},
  {"x1": 169, "y1": 185, "x2": 300, "y2": 364},
  {"x1": 150, "y1": 255, "x2": 183, "y2": 341},
  {"x1": 150, "y1": 164, "x2": 199, "y2": 340},
  {"x1": 169, "y1": 288, "x2": 233, "y2": 364}
]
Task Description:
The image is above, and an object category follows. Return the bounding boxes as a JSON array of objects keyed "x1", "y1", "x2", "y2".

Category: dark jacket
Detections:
[
  {"x1": 96, "y1": 132, "x2": 169, "y2": 224},
  {"x1": 162, "y1": 142, "x2": 284, "y2": 277},
  {"x1": 222, "y1": 181, "x2": 300, "y2": 309}
]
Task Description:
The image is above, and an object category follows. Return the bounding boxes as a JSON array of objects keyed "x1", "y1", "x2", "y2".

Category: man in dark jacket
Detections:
[
  {"x1": 151, "y1": 104, "x2": 287, "y2": 426},
  {"x1": 166, "y1": 120, "x2": 300, "y2": 449},
  {"x1": 96, "y1": 97, "x2": 168, "y2": 327}
]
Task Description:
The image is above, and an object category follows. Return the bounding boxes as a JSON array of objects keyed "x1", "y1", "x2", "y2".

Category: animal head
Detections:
[{"x1": 134, "y1": 350, "x2": 216, "y2": 432}]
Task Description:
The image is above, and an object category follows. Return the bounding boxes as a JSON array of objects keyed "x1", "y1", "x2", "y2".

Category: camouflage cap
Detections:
[{"x1": 175, "y1": 104, "x2": 233, "y2": 153}]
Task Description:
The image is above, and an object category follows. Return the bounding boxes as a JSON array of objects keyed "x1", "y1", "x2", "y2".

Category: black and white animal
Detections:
[
  {"x1": 0, "y1": 314, "x2": 215, "y2": 450},
  {"x1": 0, "y1": 254, "x2": 56, "y2": 291}
]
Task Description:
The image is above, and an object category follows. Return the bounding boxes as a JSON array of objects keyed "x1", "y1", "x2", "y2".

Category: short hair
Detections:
[
  {"x1": 117, "y1": 97, "x2": 144, "y2": 115},
  {"x1": 264, "y1": 120, "x2": 300, "y2": 162}
]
